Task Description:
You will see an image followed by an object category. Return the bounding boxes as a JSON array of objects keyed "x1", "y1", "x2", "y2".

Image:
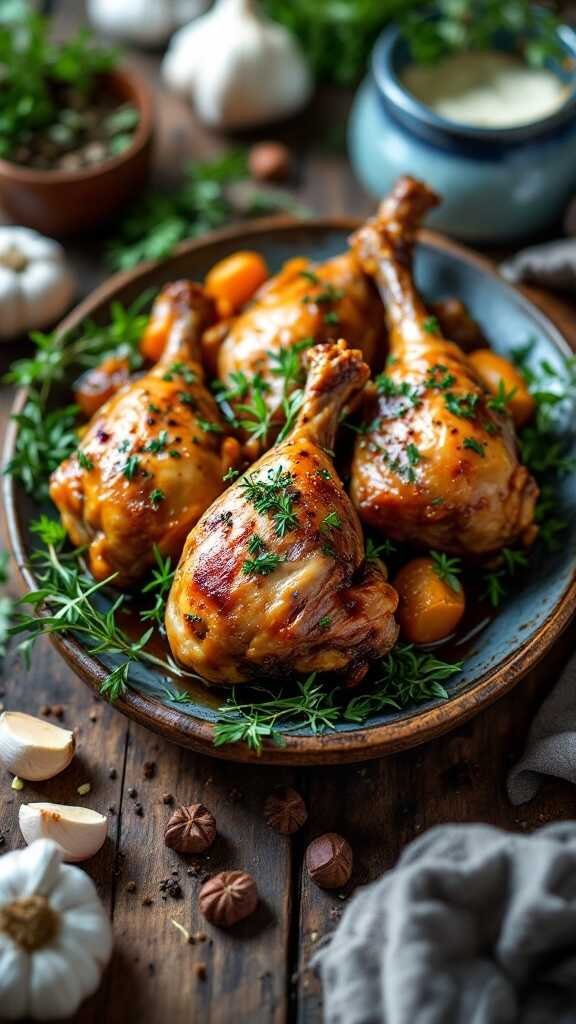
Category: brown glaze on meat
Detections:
[
  {"x1": 349, "y1": 177, "x2": 538, "y2": 556},
  {"x1": 166, "y1": 341, "x2": 398, "y2": 686},
  {"x1": 50, "y1": 282, "x2": 237, "y2": 586},
  {"x1": 214, "y1": 252, "x2": 384, "y2": 454}
]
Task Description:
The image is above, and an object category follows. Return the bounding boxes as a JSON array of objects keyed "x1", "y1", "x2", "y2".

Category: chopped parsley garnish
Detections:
[
  {"x1": 316, "y1": 468, "x2": 331, "y2": 480},
  {"x1": 320, "y1": 510, "x2": 342, "y2": 533},
  {"x1": 486, "y1": 380, "x2": 517, "y2": 415},
  {"x1": 179, "y1": 392, "x2": 197, "y2": 408},
  {"x1": 463, "y1": 436, "x2": 486, "y2": 456},
  {"x1": 169, "y1": 450, "x2": 182, "y2": 459},
  {"x1": 240, "y1": 466, "x2": 299, "y2": 537},
  {"x1": 324, "y1": 310, "x2": 340, "y2": 325},
  {"x1": 426, "y1": 364, "x2": 456, "y2": 390},
  {"x1": 423, "y1": 316, "x2": 440, "y2": 335},
  {"x1": 430, "y1": 551, "x2": 462, "y2": 593},
  {"x1": 299, "y1": 269, "x2": 319, "y2": 284},
  {"x1": 77, "y1": 451, "x2": 93, "y2": 471},
  {"x1": 223, "y1": 467, "x2": 239, "y2": 482},
  {"x1": 302, "y1": 283, "x2": 343, "y2": 306},
  {"x1": 318, "y1": 615, "x2": 332, "y2": 630},
  {"x1": 197, "y1": 417, "x2": 223, "y2": 434},
  {"x1": 247, "y1": 534, "x2": 265, "y2": 555},
  {"x1": 145, "y1": 429, "x2": 169, "y2": 454},
  {"x1": 365, "y1": 537, "x2": 396, "y2": 561},
  {"x1": 122, "y1": 454, "x2": 140, "y2": 480},
  {"x1": 162, "y1": 362, "x2": 196, "y2": 384},
  {"x1": 242, "y1": 548, "x2": 283, "y2": 577},
  {"x1": 444, "y1": 391, "x2": 479, "y2": 420},
  {"x1": 147, "y1": 402, "x2": 161, "y2": 414},
  {"x1": 406, "y1": 443, "x2": 421, "y2": 466},
  {"x1": 118, "y1": 439, "x2": 130, "y2": 453},
  {"x1": 150, "y1": 488, "x2": 165, "y2": 509}
]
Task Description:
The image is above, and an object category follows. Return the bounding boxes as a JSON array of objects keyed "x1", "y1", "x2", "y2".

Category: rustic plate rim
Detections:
[{"x1": 4, "y1": 216, "x2": 576, "y2": 765}]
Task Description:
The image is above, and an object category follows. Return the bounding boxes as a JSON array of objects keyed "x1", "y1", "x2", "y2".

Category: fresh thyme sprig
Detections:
[
  {"x1": 213, "y1": 644, "x2": 463, "y2": 752},
  {"x1": 9, "y1": 520, "x2": 201, "y2": 700},
  {"x1": 0, "y1": 551, "x2": 14, "y2": 661},
  {"x1": 430, "y1": 551, "x2": 462, "y2": 593},
  {"x1": 140, "y1": 547, "x2": 174, "y2": 630},
  {"x1": 4, "y1": 293, "x2": 153, "y2": 498}
]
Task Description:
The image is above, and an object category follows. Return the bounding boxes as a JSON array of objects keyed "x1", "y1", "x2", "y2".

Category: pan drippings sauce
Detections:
[{"x1": 402, "y1": 51, "x2": 568, "y2": 128}]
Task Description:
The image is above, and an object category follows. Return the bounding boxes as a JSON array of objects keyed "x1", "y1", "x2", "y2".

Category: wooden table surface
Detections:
[{"x1": 2, "y1": 3, "x2": 576, "y2": 1022}]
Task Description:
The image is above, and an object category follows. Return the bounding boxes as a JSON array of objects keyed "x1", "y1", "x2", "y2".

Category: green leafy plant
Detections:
[
  {"x1": 4, "y1": 293, "x2": 153, "y2": 498},
  {"x1": 214, "y1": 644, "x2": 463, "y2": 752},
  {"x1": 0, "y1": 6, "x2": 118, "y2": 160},
  {"x1": 400, "y1": 0, "x2": 564, "y2": 68},
  {"x1": 0, "y1": 551, "x2": 14, "y2": 660}
]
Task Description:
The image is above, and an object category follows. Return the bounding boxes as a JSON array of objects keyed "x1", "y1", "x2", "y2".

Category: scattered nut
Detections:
[
  {"x1": 249, "y1": 141, "x2": 291, "y2": 182},
  {"x1": 264, "y1": 786, "x2": 307, "y2": 834},
  {"x1": 162, "y1": 792, "x2": 174, "y2": 805},
  {"x1": 199, "y1": 871, "x2": 258, "y2": 927},
  {"x1": 164, "y1": 804, "x2": 216, "y2": 854},
  {"x1": 77, "y1": 782, "x2": 91, "y2": 796},
  {"x1": 305, "y1": 833, "x2": 353, "y2": 890}
]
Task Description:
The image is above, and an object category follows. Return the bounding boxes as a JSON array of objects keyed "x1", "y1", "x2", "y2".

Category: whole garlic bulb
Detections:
[
  {"x1": 0, "y1": 712, "x2": 75, "y2": 781},
  {"x1": 87, "y1": 0, "x2": 208, "y2": 47},
  {"x1": 19, "y1": 804, "x2": 108, "y2": 863},
  {"x1": 162, "y1": 0, "x2": 313, "y2": 130},
  {"x1": 0, "y1": 227, "x2": 75, "y2": 340},
  {"x1": 0, "y1": 839, "x2": 112, "y2": 1020}
]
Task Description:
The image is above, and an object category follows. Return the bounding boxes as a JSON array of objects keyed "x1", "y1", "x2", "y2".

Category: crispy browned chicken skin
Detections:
[
  {"x1": 50, "y1": 282, "x2": 233, "y2": 586},
  {"x1": 166, "y1": 341, "x2": 399, "y2": 686},
  {"x1": 214, "y1": 252, "x2": 384, "y2": 454},
  {"x1": 349, "y1": 177, "x2": 538, "y2": 556}
]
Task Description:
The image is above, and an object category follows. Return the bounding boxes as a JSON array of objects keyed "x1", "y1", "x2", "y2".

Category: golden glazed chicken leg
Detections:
[
  {"x1": 166, "y1": 341, "x2": 399, "y2": 686},
  {"x1": 50, "y1": 282, "x2": 234, "y2": 586},
  {"x1": 213, "y1": 252, "x2": 384, "y2": 455},
  {"x1": 350, "y1": 177, "x2": 538, "y2": 556}
]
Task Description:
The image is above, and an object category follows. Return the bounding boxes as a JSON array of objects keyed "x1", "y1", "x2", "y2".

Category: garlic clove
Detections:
[
  {"x1": 19, "y1": 804, "x2": 108, "y2": 862},
  {"x1": 0, "y1": 712, "x2": 75, "y2": 781}
]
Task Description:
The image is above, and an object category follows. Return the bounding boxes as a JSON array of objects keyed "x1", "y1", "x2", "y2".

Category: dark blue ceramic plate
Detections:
[{"x1": 5, "y1": 220, "x2": 576, "y2": 763}]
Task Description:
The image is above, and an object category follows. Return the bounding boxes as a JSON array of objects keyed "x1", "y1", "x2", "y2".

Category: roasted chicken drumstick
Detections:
[
  {"x1": 213, "y1": 251, "x2": 384, "y2": 455},
  {"x1": 166, "y1": 341, "x2": 399, "y2": 686},
  {"x1": 50, "y1": 282, "x2": 233, "y2": 585},
  {"x1": 350, "y1": 177, "x2": 538, "y2": 556}
]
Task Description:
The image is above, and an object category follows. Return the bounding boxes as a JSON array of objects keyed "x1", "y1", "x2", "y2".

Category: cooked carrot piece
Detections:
[
  {"x1": 469, "y1": 349, "x2": 535, "y2": 429},
  {"x1": 140, "y1": 312, "x2": 174, "y2": 363},
  {"x1": 393, "y1": 556, "x2": 465, "y2": 645},
  {"x1": 73, "y1": 356, "x2": 130, "y2": 418},
  {"x1": 205, "y1": 251, "x2": 269, "y2": 312}
]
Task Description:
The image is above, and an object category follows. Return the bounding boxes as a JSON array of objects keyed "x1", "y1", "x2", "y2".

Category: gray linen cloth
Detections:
[
  {"x1": 501, "y1": 240, "x2": 576, "y2": 291},
  {"x1": 508, "y1": 653, "x2": 576, "y2": 806},
  {"x1": 313, "y1": 821, "x2": 576, "y2": 1024}
]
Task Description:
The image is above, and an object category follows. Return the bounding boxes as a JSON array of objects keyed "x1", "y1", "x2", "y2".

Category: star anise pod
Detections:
[
  {"x1": 263, "y1": 786, "x2": 307, "y2": 834},
  {"x1": 199, "y1": 871, "x2": 258, "y2": 927},
  {"x1": 164, "y1": 803, "x2": 216, "y2": 854}
]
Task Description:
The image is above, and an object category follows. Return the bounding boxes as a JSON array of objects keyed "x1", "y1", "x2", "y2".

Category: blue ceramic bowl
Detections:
[
  {"x1": 5, "y1": 220, "x2": 576, "y2": 764},
  {"x1": 349, "y1": 21, "x2": 576, "y2": 242}
]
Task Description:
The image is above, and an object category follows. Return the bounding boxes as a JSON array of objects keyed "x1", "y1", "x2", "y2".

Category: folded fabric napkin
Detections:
[
  {"x1": 507, "y1": 652, "x2": 576, "y2": 806},
  {"x1": 313, "y1": 821, "x2": 576, "y2": 1024},
  {"x1": 501, "y1": 239, "x2": 576, "y2": 291}
]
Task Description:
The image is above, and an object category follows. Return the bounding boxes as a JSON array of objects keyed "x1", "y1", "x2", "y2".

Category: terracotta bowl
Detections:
[{"x1": 0, "y1": 66, "x2": 153, "y2": 237}]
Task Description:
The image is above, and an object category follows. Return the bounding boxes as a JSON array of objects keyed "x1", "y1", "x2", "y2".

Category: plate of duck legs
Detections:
[{"x1": 5, "y1": 177, "x2": 576, "y2": 764}]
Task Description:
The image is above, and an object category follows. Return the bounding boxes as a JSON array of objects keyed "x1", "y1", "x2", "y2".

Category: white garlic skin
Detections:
[
  {"x1": 0, "y1": 712, "x2": 75, "y2": 781},
  {"x1": 88, "y1": 0, "x2": 208, "y2": 47},
  {"x1": 19, "y1": 804, "x2": 108, "y2": 863},
  {"x1": 162, "y1": 0, "x2": 313, "y2": 130}
]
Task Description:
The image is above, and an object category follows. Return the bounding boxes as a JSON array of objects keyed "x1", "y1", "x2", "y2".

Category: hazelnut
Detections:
[
  {"x1": 164, "y1": 804, "x2": 216, "y2": 854},
  {"x1": 305, "y1": 833, "x2": 353, "y2": 890},
  {"x1": 249, "y1": 141, "x2": 291, "y2": 182},
  {"x1": 199, "y1": 871, "x2": 258, "y2": 927},
  {"x1": 264, "y1": 786, "x2": 307, "y2": 834}
]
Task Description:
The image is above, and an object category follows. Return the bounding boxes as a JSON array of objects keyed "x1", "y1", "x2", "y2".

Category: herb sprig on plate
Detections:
[{"x1": 4, "y1": 293, "x2": 153, "y2": 498}]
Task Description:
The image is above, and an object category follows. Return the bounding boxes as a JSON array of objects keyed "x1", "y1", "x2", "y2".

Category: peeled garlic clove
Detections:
[
  {"x1": 19, "y1": 803, "x2": 108, "y2": 862},
  {"x1": 0, "y1": 711, "x2": 75, "y2": 780}
]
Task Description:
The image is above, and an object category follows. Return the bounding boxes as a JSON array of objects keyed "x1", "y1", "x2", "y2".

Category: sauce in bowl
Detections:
[{"x1": 402, "y1": 50, "x2": 568, "y2": 128}]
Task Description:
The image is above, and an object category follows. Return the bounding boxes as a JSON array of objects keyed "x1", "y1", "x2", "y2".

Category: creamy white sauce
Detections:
[{"x1": 402, "y1": 50, "x2": 568, "y2": 128}]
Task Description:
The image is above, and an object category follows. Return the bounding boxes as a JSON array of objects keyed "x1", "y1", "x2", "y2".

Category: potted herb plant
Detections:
[{"x1": 0, "y1": 7, "x2": 153, "y2": 236}]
